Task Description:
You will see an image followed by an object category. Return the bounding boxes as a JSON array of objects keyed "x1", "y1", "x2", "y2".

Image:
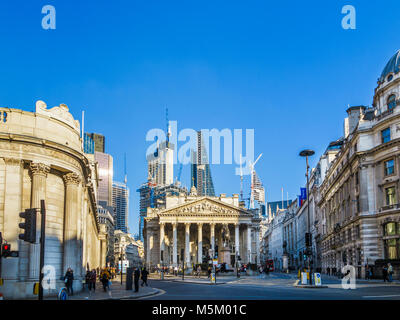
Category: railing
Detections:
[{"x1": 379, "y1": 203, "x2": 400, "y2": 212}]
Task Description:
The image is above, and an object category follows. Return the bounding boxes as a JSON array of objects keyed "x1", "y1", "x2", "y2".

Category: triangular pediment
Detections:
[{"x1": 159, "y1": 197, "x2": 250, "y2": 216}]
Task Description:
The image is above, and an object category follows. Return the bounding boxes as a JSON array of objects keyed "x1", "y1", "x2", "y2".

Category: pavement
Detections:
[
  {"x1": 151, "y1": 273, "x2": 241, "y2": 285},
  {"x1": 45, "y1": 278, "x2": 160, "y2": 300}
]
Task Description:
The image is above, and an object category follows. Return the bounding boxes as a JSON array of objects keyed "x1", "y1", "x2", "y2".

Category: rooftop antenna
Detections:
[
  {"x1": 249, "y1": 153, "x2": 263, "y2": 209},
  {"x1": 124, "y1": 152, "x2": 127, "y2": 185},
  {"x1": 81, "y1": 110, "x2": 85, "y2": 151},
  {"x1": 166, "y1": 107, "x2": 170, "y2": 144},
  {"x1": 239, "y1": 154, "x2": 244, "y2": 201}
]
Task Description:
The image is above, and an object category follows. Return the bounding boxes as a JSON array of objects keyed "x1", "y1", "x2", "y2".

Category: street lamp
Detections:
[{"x1": 299, "y1": 149, "x2": 315, "y2": 285}]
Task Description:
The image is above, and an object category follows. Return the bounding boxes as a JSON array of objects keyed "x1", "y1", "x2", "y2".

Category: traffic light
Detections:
[
  {"x1": 1, "y1": 243, "x2": 11, "y2": 258},
  {"x1": 305, "y1": 232, "x2": 312, "y2": 247},
  {"x1": 19, "y1": 208, "x2": 37, "y2": 243}
]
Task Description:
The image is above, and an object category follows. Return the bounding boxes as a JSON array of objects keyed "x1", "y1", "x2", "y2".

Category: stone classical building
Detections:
[
  {"x1": 114, "y1": 230, "x2": 143, "y2": 268},
  {"x1": 98, "y1": 205, "x2": 115, "y2": 267},
  {"x1": 0, "y1": 101, "x2": 103, "y2": 299},
  {"x1": 144, "y1": 187, "x2": 261, "y2": 272},
  {"x1": 320, "y1": 50, "x2": 400, "y2": 279}
]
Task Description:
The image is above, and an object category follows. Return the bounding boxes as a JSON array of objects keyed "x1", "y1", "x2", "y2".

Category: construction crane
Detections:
[
  {"x1": 239, "y1": 154, "x2": 244, "y2": 202},
  {"x1": 249, "y1": 153, "x2": 263, "y2": 209}
]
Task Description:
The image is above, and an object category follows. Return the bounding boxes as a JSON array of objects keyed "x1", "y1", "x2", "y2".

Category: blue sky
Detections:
[{"x1": 0, "y1": 0, "x2": 399, "y2": 235}]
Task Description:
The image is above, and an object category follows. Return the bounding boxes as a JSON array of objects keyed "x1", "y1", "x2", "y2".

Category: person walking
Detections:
[
  {"x1": 382, "y1": 265, "x2": 388, "y2": 282},
  {"x1": 100, "y1": 268, "x2": 110, "y2": 292},
  {"x1": 134, "y1": 267, "x2": 140, "y2": 292},
  {"x1": 88, "y1": 269, "x2": 96, "y2": 292},
  {"x1": 141, "y1": 267, "x2": 149, "y2": 287},
  {"x1": 388, "y1": 263, "x2": 393, "y2": 282},
  {"x1": 197, "y1": 265, "x2": 202, "y2": 279},
  {"x1": 64, "y1": 268, "x2": 74, "y2": 296},
  {"x1": 85, "y1": 269, "x2": 91, "y2": 291}
]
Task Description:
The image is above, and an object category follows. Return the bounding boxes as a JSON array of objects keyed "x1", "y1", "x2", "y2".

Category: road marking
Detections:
[
  {"x1": 137, "y1": 289, "x2": 166, "y2": 299},
  {"x1": 363, "y1": 294, "x2": 400, "y2": 298}
]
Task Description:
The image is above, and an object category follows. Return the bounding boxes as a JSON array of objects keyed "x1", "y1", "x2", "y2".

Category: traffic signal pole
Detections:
[{"x1": 38, "y1": 200, "x2": 46, "y2": 300}]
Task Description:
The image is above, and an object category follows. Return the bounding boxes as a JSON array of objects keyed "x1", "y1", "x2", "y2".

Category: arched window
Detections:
[{"x1": 387, "y1": 94, "x2": 396, "y2": 110}]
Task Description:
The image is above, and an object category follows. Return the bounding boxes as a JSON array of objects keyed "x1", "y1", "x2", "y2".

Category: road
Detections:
[{"x1": 139, "y1": 273, "x2": 400, "y2": 300}]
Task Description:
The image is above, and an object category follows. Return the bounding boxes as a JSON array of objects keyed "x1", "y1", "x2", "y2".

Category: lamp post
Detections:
[{"x1": 299, "y1": 149, "x2": 315, "y2": 285}]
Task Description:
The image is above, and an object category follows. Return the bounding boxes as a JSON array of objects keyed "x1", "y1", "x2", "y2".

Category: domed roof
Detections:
[{"x1": 379, "y1": 50, "x2": 400, "y2": 83}]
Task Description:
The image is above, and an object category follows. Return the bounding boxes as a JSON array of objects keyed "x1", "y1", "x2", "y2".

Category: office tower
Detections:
[
  {"x1": 83, "y1": 133, "x2": 95, "y2": 154},
  {"x1": 147, "y1": 140, "x2": 174, "y2": 186},
  {"x1": 95, "y1": 151, "x2": 113, "y2": 206},
  {"x1": 191, "y1": 131, "x2": 215, "y2": 196},
  {"x1": 112, "y1": 181, "x2": 129, "y2": 233},
  {"x1": 86, "y1": 133, "x2": 105, "y2": 153}
]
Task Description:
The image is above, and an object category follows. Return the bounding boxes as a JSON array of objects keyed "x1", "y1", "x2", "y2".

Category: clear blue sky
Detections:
[{"x1": 0, "y1": 0, "x2": 399, "y2": 235}]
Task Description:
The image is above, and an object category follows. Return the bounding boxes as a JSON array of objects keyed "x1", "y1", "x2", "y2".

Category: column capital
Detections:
[
  {"x1": 63, "y1": 172, "x2": 81, "y2": 185},
  {"x1": 197, "y1": 222, "x2": 203, "y2": 228},
  {"x1": 30, "y1": 162, "x2": 50, "y2": 176},
  {"x1": 3, "y1": 157, "x2": 22, "y2": 166},
  {"x1": 185, "y1": 222, "x2": 191, "y2": 230}
]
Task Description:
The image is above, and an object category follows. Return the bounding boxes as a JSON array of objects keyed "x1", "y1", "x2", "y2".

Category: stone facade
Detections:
[
  {"x1": 0, "y1": 101, "x2": 103, "y2": 299},
  {"x1": 144, "y1": 190, "x2": 261, "y2": 272}
]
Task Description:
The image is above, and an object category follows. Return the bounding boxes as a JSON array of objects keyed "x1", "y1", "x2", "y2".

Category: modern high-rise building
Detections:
[
  {"x1": 112, "y1": 181, "x2": 129, "y2": 233},
  {"x1": 95, "y1": 151, "x2": 113, "y2": 207},
  {"x1": 191, "y1": 131, "x2": 215, "y2": 196},
  {"x1": 147, "y1": 140, "x2": 174, "y2": 185},
  {"x1": 137, "y1": 183, "x2": 187, "y2": 241},
  {"x1": 86, "y1": 132, "x2": 105, "y2": 153}
]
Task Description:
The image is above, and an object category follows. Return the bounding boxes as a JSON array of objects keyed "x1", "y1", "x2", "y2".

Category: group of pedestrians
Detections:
[
  {"x1": 382, "y1": 263, "x2": 394, "y2": 282},
  {"x1": 63, "y1": 265, "x2": 150, "y2": 297}
]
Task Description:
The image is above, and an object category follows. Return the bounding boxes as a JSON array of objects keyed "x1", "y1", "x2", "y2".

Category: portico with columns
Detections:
[{"x1": 144, "y1": 195, "x2": 261, "y2": 271}]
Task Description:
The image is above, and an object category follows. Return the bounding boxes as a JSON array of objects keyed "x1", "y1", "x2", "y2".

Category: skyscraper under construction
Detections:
[{"x1": 191, "y1": 131, "x2": 215, "y2": 197}]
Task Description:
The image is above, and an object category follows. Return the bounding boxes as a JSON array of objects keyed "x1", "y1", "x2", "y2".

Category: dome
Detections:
[{"x1": 379, "y1": 50, "x2": 400, "y2": 83}]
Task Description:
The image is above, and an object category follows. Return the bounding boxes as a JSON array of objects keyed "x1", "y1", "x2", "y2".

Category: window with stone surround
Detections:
[
  {"x1": 388, "y1": 94, "x2": 396, "y2": 110},
  {"x1": 385, "y1": 186, "x2": 396, "y2": 205},
  {"x1": 381, "y1": 127, "x2": 391, "y2": 144},
  {"x1": 384, "y1": 159, "x2": 395, "y2": 176}
]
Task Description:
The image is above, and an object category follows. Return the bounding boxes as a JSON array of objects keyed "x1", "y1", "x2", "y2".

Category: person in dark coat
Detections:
[
  {"x1": 141, "y1": 267, "x2": 149, "y2": 286},
  {"x1": 64, "y1": 268, "x2": 74, "y2": 296},
  {"x1": 383, "y1": 265, "x2": 388, "y2": 282},
  {"x1": 89, "y1": 269, "x2": 97, "y2": 292},
  {"x1": 134, "y1": 267, "x2": 140, "y2": 292}
]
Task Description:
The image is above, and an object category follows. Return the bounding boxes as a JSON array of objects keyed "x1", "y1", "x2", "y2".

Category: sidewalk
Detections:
[
  {"x1": 152, "y1": 273, "x2": 241, "y2": 285},
  {"x1": 47, "y1": 281, "x2": 160, "y2": 300}
]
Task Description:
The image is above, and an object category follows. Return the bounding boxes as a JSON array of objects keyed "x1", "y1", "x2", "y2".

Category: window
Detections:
[
  {"x1": 354, "y1": 142, "x2": 357, "y2": 153},
  {"x1": 388, "y1": 94, "x2": 396, "y2": 110},
  {"x1": 355, "y1": 225, "x2": 360, "y2": 239},
  {"x1": 384, "y1": 239, "x2": 399, "y2": 260},
  {"x1": 381, "y1": 127, "x2": 391, "y2": 144},
  {"x1": 384, "y1": 159, "x2": 395, "y2": 176},
  {"x1": 385, "y1": 186, "x2": 396, "y2": 205},
  {"x1": 388, "y1": 74, "x2": 394, "y2": 82},
  {"x1": 385, "y1": 222, "x2": 397, "y2": 236}
]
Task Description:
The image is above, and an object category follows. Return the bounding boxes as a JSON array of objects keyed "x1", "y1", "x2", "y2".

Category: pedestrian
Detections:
[
  {"x1": 207, "y1": 266, "x2": 211, "y2": 278},
  {"x1": 89, "y1": 269, "x2": 96, "y2": 292},
  {"x1": 64, "y1": 268, "x2": 74, "y2": 296},
  {"x1": 85, "y1": 269, "x2": 91, "y2": 291},
  {"x1": 388, "y1": 263, "x2": 393, "y2": 282},
  {"x1": 327, "y1": 267, "x2": 330, "y2": 276},
  {"x1": 134, "y1": 267, "x2": 140, "y2": 292},
  {"x1": 141, "y1": 267, "x2": 149, "y2": 286},
  {"x1": 100, "y1": 268, "x2": 110, "y2": 292},
  {"x1": 197, "y1": 265, "x2": 202, "y2": 279},
  {"x1": 382, "y1": 265, "x2": 388, "y2": 282},
  {"x1": 174, "y1": 266, "x2": 178, "y2": 276}
]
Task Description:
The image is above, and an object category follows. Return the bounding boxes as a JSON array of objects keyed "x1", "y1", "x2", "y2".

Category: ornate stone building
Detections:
[
  {"x1": 320, "y1": 50, "x2": 400, "y2": 279},
  {"x1": 144, "y1": 187, "x2": 261, "y2": 271},
  {"x1": 0, "y1": 101, "x2": 104, "y2": 299}
]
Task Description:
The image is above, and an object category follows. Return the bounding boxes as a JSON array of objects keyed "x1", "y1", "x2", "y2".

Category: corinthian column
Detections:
[
  {"x1": 185, "y1": 223, "x2": 191, "y2": 266},
  {"x1": 172, "y1": 222, "x2": 177, "y2": 266},
  {"x1": 159, "y1": 223, "x2": 165, "y2": 263},
  {"x1": 210, "y1": 223, "x2": 215, "y2": 258},
  {"x1": 235, "y1": 223, "x2": 240, "y2": 255},
  {"x1": 247, "y1": 224, "x2": 252, "y2": 264},
  {"x1": 62, "y1": 172, "x2": 81, "y2": 274},
  {"x1": 29, "y1": 162, "x2": 50, "y2": 280},
  {"x1": 197, "y1": 223, "x2": 203, "y2": 264}
]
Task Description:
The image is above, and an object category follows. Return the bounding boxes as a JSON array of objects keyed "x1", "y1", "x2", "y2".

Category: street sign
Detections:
[{"x1": 314, "y1": 273, "x2": 322, "y2": 286}]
